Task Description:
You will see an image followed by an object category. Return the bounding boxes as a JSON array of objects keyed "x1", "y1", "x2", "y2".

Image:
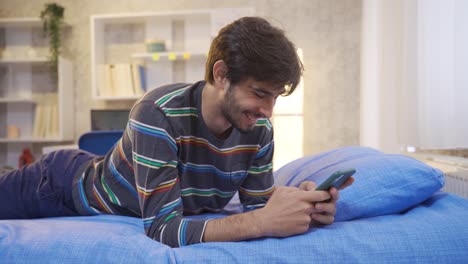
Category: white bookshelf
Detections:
[
  {"x1": 0, "y1": 17, "x2": 74, "y2": 168},
  {"x1": 90, "y1": 8, "x2": 254, "y2": 100}
]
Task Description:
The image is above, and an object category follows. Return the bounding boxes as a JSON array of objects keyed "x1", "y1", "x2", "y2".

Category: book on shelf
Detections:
[
  {"x1": 138, "y1": 64, "x2": 147, "y2": 93},
  {"x1": 97, "y1": 64, "x2": 114, "y2": 97},
  {"x1": 32, "y1": 93, "x2": 59, "y2": 138},
  {"x1": 49, "y1": 101, "x2": 59, "y2": 138},
  {"x1": 97, "y1": 63, "x2": 146, "y2": 97},
  {"x1": 32, "y1": 100, "x2": 44, "y2": 138},
  {"x1": 131, "y1": 63, "x2": 146, "y2": 96}
]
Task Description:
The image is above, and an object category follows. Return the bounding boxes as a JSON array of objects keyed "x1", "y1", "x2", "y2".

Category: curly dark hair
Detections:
[{"x1": 205, "y1": 17, "x2": 304, "y2": 96}]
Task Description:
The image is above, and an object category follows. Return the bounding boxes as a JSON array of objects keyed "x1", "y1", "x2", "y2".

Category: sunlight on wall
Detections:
[{"x1": 272, "y1": 48, "x2": 304, "y2": 171}]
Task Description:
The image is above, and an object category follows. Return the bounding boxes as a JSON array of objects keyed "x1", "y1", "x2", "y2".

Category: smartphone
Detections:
[{"x1": 315, "y1": 168, "x2": 356, "y2": 191}]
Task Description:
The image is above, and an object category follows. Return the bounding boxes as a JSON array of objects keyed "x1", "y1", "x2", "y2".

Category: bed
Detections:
[{"x1": 1, "y1": 146, "x2": 468, "y2": 263}]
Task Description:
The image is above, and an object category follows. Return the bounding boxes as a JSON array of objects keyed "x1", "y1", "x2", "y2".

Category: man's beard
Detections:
[{"x1": 221, "y1": 85, "x2": 257, "y2": 134}]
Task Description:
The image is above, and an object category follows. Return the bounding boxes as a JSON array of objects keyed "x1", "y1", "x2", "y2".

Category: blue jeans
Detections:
[{"x1": 0, "y1": 149, "x2": 95, "y2": 219}]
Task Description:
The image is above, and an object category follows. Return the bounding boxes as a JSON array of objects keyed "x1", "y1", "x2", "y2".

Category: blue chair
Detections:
[{"x1": 78, "y1": 130, "x2": 124, "y2": 156}]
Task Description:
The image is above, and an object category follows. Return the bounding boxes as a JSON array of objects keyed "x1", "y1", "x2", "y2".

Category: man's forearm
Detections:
[
  {"x1": 202, "y1": 186, "x2": 337, "y2": 243},
  {"x1": 202, "y1": 209, "x2": 266, "y2": 242}
]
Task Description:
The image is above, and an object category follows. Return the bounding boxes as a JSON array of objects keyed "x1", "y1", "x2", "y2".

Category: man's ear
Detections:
[{"x1": 213, "y1": 60, "x2": 228, "y2": 85}]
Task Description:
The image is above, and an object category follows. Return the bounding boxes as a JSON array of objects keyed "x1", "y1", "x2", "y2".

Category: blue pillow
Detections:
[{"x1": 274, "y1": 146, "x2": 445, "y2": 221}]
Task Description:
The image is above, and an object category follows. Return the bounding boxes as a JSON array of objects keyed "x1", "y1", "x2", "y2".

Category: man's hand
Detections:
[
  {"x1": 298, "y1": 177, "x2": 354, "y2": 226},
  {"x1": 203, "y1": 178, "x2": 354, "y2": 243},
  {"x1": 254, "y1": 186, "x2": 331, "y2": 237},
  {"x1": 298, "y1": 177, "x2": 354, "y2": 191}
]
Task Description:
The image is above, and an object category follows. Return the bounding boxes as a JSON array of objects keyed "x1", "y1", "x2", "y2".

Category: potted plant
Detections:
[{"x1": 40, "y1": 3, "x2": 65, "y2": 79}]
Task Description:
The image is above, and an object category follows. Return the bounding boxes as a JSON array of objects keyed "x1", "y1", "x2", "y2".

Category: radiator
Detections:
[{"x1": 417, "y1": 155, "x2": 468, "y2": 199}]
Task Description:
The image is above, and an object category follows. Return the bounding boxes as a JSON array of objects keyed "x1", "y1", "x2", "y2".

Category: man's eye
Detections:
[{"x1": 254, "y1": 91, "x2": 266, "y2": 98}]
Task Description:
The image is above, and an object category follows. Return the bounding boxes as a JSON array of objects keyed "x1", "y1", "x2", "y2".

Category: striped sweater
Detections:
[{"x1": 72, "y1": 81, "x2": 275, "y2": 247}]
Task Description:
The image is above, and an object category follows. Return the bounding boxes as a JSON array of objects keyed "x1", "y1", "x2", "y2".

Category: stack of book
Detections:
[{"x1": 97, "y1": 63, "x2": 146, "y2": 97}]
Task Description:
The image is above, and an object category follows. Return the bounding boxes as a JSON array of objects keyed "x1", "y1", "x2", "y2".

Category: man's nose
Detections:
[{"x1": 259, "y1": 96, "x2": 276, "y2": 118}]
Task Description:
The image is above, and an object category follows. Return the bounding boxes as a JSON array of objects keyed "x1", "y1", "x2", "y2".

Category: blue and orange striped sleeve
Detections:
[
  {"x1": 239, "y1": 121, "x2": 275, "y2": 211},
  {"x1": 129, "y1": 101, "x2": 209, "y2": 247}
]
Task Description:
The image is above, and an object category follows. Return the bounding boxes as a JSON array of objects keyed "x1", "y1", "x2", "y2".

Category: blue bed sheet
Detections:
[{"x1": 1, "y1": 192, "x2": 467, "y2": 263}]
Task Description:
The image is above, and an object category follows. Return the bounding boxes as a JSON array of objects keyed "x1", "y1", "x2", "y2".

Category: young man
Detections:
[{"x1": 0, "y1": 17, "x2": 352, "y2": 247}]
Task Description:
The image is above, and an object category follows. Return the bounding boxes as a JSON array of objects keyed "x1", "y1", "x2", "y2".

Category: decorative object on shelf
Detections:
[
  {"x1": 168, "y1": 53, "x2": 177, "y2": 61},
  {"x1": 183, "y1": 52, "x2": 191, "y2": 60},
  {"x1": 40, "y1": 3, "x2": 65, "y2": 79},
  {"x1": 7, "y1": 125, "x2": 20, "y2": 139},
  {"x1": 18, "y1": 148, "x2": 34, "y2": 168},
  {"x1": 145, "y1": 39, "x2": 166, "y2": 52}
]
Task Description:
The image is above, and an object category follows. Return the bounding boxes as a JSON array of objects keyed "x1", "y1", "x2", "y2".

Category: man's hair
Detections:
[{"x1": 205, "y1": 17, "x2": 304, "y2": 96}]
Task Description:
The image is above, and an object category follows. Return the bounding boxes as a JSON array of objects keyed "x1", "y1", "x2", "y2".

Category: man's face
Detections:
[{"x1": 221, "y1": 79, "x2": 285, "y2": 133}]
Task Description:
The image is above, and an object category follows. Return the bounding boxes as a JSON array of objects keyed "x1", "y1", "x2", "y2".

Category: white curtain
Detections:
[{"x1": 360, "y1": 0, "x2": 468, "y2": 152}]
